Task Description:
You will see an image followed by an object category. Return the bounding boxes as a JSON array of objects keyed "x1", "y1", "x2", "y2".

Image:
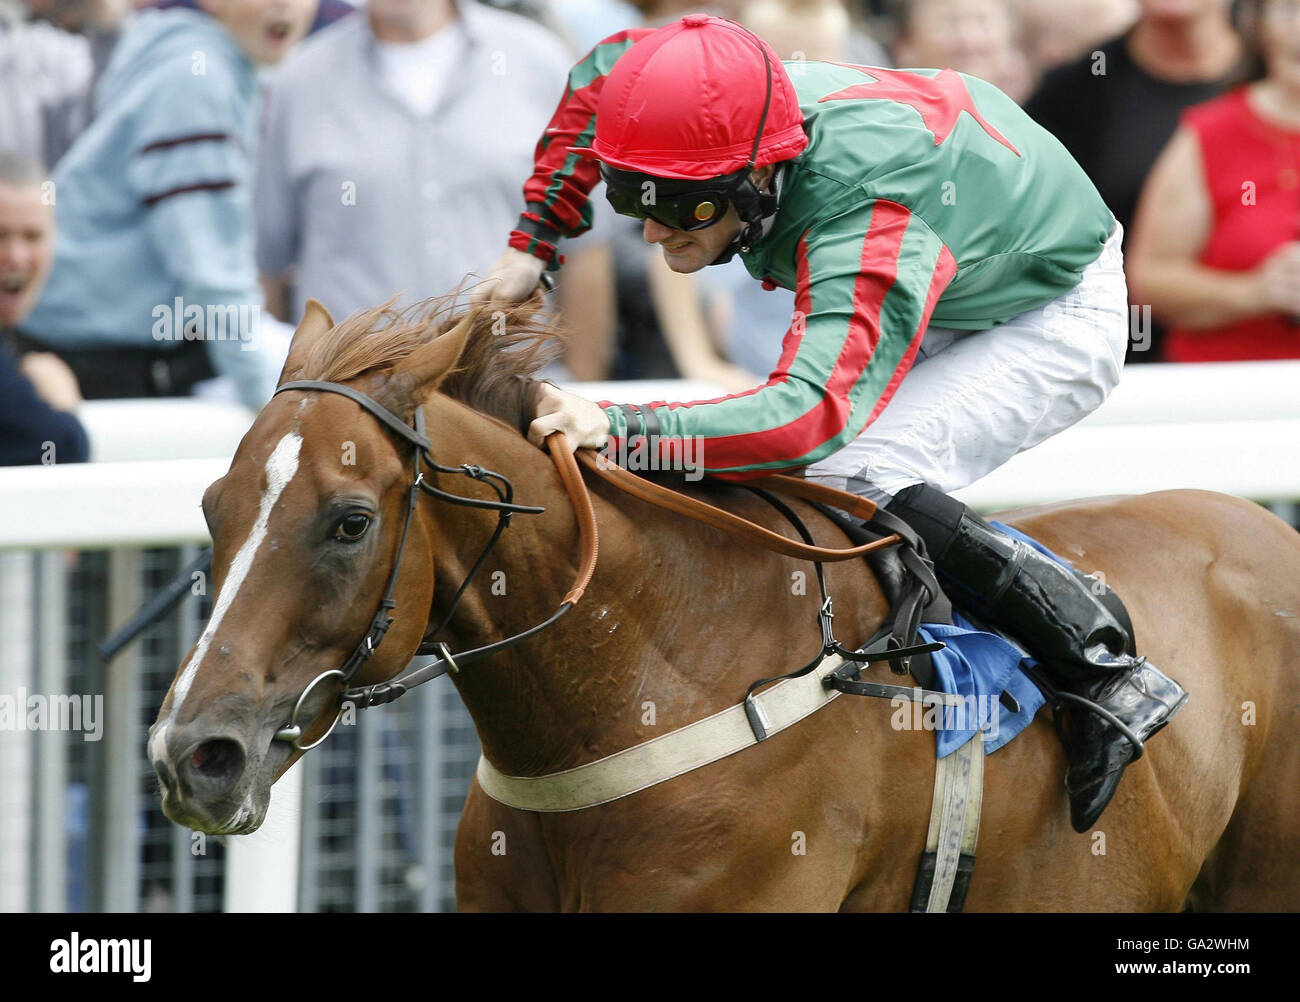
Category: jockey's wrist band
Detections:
[
  {"x1": 641, "y1": 405, "x2": 662, "y2": 440},
  {"x1": 515, "y1": 211, "x2": 563, "y2": 242},
  {"x1": 508, "y1": 229, "x2": 564, "y2": 270},
  {"x1": 620, "y1": 403, "x2": 646, "y2": 441},
  {"x1": 510, "y1": 210, "x2": 567, "y2": 272}
]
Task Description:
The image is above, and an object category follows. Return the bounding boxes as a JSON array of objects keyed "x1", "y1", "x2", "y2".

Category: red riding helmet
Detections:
[{"x1": 571, "y1": 14, "x2": 809, "y2": 180}]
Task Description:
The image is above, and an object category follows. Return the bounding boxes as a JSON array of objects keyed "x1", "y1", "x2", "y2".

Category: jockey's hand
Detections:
[
  {"x1": 473, "y1": 248, "x2": 547, "y2": 305},
  {"x1": 527, "y1": 382, "x2": 610, "y2": 451}
]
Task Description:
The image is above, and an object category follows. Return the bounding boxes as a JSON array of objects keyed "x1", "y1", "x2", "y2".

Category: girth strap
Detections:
[{"x1": 911, "y1": 732, "x2": 985, "y2": 913}]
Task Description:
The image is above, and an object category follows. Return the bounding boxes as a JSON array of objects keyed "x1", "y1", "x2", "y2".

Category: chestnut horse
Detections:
[{"x1": 149, "y1": 298, "x2": 1300, "y2": 911}]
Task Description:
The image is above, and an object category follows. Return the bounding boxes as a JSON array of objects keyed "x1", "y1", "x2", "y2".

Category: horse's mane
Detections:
[{"x1": 296, "y1": 293, "x2": 564, "y2": 431}]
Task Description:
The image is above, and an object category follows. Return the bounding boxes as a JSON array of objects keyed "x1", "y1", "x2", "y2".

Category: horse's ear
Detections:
[
  {"x1": 276, "y1": 298, "x2": 336, "y2": 385},
  {"x1": 381, "y1": 310, "x2": 477, "y2": 414}
]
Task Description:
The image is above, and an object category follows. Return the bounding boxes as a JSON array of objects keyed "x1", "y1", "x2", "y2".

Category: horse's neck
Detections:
[
  {"x1": 419, "y1": 397, "x2": 745, "y2": 774},
  {"x1": 419, "y1": 395, "x2": 610, "y2": 771},
  {"x1": 420, "y1": 397, "x2": 890, "y2": 777}
]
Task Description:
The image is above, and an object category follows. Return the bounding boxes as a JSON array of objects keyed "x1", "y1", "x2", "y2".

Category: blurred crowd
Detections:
[{"x1": 3, "y1": 0, "x2": 1299, "y2": 466}]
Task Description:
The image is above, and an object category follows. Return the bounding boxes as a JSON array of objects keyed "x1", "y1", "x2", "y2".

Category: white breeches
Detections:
[{"x1": 805, "y1": 223, "x2": 1129, "y2": 505}]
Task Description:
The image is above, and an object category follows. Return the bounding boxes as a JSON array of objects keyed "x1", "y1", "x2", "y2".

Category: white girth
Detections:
[{"x1": 474, "y1": 653, "x2": 985, "y2": 912}]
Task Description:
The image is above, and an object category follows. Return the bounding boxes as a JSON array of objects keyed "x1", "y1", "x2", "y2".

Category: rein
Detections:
[
  {"x1": 576, "y1": 451, "x2": 901, "y2": 562},
  {"x1": 268, "y1": 378, "x2": 906, "y2": 752}
]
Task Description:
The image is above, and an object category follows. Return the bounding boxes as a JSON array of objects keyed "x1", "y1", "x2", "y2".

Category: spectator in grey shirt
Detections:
[
  {"x1": 256, "y1": 0, "x2": 575, "y2": 325},
  {"x1": 1, "y1": 0, "x2": 132, "y2": 168},
  {"x1": 1, "y1": 0, "x2": 93, "y2": 168}
]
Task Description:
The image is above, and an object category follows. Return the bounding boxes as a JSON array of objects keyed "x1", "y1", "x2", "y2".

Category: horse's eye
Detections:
[{"x1": 333, "y1": 514, "x2": 371, "y2": 542}]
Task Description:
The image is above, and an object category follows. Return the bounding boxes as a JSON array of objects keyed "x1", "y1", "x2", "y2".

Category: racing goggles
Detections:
[{"x1": 600, "y1": 163, "x2": 746, "y2": 232}]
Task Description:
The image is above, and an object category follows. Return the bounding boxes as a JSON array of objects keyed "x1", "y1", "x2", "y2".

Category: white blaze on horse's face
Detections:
[{"x1": 150, "y1": 432, "x2": 303, "y2": 766}]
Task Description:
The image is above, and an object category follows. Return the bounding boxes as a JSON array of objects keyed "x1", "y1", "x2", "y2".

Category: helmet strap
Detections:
[
  {"x1": 708, "y1": 161, "x2": 786, "y2": 267},
  {"x1": 709, "y1": 25, "x2": 782, "y2": 268}
]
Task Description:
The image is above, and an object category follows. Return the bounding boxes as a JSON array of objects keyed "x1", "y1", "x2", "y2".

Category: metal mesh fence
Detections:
[
  {"x1": 298, "y1": 677, "x2": 480, "y2": 913},
  {"x1": 59, "y1": 547, "x2": 227, "y2": 913}
]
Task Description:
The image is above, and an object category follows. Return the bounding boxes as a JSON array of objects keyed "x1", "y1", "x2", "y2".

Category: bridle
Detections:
[{"x1": 269, "y1": 379, "x2": 596, "y2": 751}]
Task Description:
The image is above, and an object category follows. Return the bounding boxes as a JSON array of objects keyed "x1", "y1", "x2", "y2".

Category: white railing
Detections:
[
  {"x1": 953, "y1": 361, "x2": 1300, "y2": 508},
  {"x1": 1, "y1": 363, "x2": 1298, "y2": 913},
  {"x1": 5, "y1": 364, "x2": 1300, "y2": 551}
]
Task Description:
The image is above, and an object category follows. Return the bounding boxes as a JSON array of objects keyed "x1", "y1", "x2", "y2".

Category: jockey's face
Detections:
[
  {"x1": 640, "y1": 165, "x2": 775, "y2": 273},
  {"x1": 642, "y1": 207, "x2": 746, "y2": 273}
]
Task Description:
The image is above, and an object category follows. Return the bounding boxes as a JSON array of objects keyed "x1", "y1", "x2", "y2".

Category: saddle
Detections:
[{"x1": 813, "y1": 504, "x2": 1137, "y2": 695}]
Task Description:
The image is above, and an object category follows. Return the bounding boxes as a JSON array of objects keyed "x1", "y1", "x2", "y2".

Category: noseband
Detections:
[{"x1": 269, "y1": 379, "x2": 594, "y2": 751}]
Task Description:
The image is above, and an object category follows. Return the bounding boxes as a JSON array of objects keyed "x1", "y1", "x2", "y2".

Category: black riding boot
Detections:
[{"x1": 887, "y1": 484, "x2": 1189, "y2": 832}]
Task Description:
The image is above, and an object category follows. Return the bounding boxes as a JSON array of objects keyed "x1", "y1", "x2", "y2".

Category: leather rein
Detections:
[{"x1": 268, "y1": 379, "x2": 902, "y2": 752}]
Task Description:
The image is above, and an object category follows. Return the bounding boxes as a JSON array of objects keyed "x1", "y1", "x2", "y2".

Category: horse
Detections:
[{"x1": 147, "y1": 296, "x2": 1300, "y2": 911}]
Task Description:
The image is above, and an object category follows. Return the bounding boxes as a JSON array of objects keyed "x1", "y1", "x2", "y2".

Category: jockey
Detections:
[{"x1": 476, "y1": 14, "x2": 1187, "y2": 832}]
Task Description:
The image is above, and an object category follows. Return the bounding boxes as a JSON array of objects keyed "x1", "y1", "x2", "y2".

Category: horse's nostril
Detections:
[
  {"x1": 189, "y1": 738, "x2": 241, "y2": 779},
  {"x1": 178, "y1": 737, "x2": 247, "y2": 800}
]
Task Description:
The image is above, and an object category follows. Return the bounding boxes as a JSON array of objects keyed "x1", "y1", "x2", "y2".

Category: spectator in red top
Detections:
[
  {"x1": 1128, "y1": 0, "x2": 1300, "y2": 360},
  {"x1": 1026, "y1": 0, "x2": 1252, "y2": 364}
]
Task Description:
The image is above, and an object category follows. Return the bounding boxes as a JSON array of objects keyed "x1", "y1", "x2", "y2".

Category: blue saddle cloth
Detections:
[{"x1": 914, "y1": 522, "x2": 1069, "y2": 757}]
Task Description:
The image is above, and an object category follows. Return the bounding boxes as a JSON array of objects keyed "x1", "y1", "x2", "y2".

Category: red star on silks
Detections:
[{"x1": 819, "y1": 65, "x2": 1021, "y2": 157}]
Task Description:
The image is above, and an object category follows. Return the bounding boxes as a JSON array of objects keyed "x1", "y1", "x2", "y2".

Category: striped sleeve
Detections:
[
  {"x1": 507, "y1": 28, "x2": 652, "y2": 267},
  {"x1": 123, "y1": 66, "x2": 248, "y2": 212},
  {"x1": 603, "y1": 200, "x2": 957, "y2": 478},
  {"x1": 125, "y1": 71, "x2": 271, "y2": 408},
  {"x1": 125, "y1": 73, "x2": 257, "y2": 310}
]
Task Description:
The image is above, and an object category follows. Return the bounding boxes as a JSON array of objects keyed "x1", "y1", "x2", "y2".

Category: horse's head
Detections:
[{"x1": 148, "y1": 295, "x2": 557, "y2": 834}]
